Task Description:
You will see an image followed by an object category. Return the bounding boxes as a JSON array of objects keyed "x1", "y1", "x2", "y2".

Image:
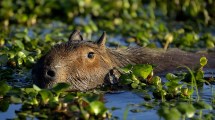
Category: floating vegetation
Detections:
[{"x1": 0, "y1": 0, "x2": 215, "y2": 119}]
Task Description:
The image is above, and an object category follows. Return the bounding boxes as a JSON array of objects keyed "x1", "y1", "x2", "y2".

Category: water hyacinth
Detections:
[{"x1": 0, "y1": 1, "x2": 215, "y2": 119}]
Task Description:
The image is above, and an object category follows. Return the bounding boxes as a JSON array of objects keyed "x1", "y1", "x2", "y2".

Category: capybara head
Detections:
[{"x1": 32, "y1": 30, "x2": 115, "y2": 91}]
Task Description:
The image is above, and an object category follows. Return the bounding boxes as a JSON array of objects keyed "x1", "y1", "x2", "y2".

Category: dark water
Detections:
[
  {"x1": 105, "y1": 69, "x2": 215, "y2": 120},
  {"x1": 105, "y1": 91, "x2": 160, "y2": 120},
  {"x1": 105, "y1": 84, "x2": 214, "y2": 120},
  {"x1": 0, "y1": 104, "x2": 22, "y2": 119},
  {"x1": 0, "y1": 69, "x2": 214, "y2": 119}
]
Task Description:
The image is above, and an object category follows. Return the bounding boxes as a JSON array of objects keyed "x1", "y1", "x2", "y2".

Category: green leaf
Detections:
[
  {"x1": 33, "y1": 84, "x2": 42, "y2": 91},
  {"x1": 131, "y1": 74, "x2": 139, "y2": 82},
  {"x1": 10, "y1": 96, "x2": 22, "y2": 104},
  {"x1": 25, "y1": 88, "x2": 37, "y2": 94},
  {"x1": 158, "y1": 106, "x2": 181, "y2": 120},
  {"x1": 26, "y1": 97, "x2": 39, "y2": 106},
  {"x1": 131, "y1": 82, "x2": 139, "y2": 89},
  {"x1": 14, "y1": 40, "x2": 25, "y2": 49},
  {"x1": 0, "y1": 54, "x2": 8, "y2": 65},
  {"x1": 15, "y1": 33, "x2": 26, "y2": 38},
  {"x1": 133, "y1": 64, "x2": 153, "y2": 79},
  {"x1": 0, "y1": 81, "x2": 12, "y2": 96},
  {"x1": 82, "y1": 94, "x2": 100, "y2": 103},
  {"x1": 119, "y1": 74, "x2": 133, "y2": 85},
  {"x1": 193, "y1": 101, "x2": 212, "y2": 110},
  {"x1": 27, "y1": 56, "x2": 35, "y2": 63},
  {"x1": 39, "y1": 89, "x2": 53, "y2": 104},
  {"x1": 165, "y1": 73, "x2": 177, "y2": 81},
  {"x1": 81, "y1": 109, "x2": 90, "y2": 120},
  {"x1": 64, "y1": 93, "x2": 76, "y2": 102},
  {"x1": 121, "y1": 64, "x2": 133, "y2": 73},
  {"x1": 176, "y1": 103, "x2": 195, "y2": 118},
  {"x1": 200, "y1": 57, "x2": 207, "y2": 67},
  {"x1": 17, "y1": 58, "x2": 23, "y2": 66},
  {"x1": 152, "y1": 76, "x2": 162, "y2": 85},
  {"x1": 17, "y1": 51, "x2": 26, "y2": 58},
  {"x1": 52, "y1": 82, "x2": 70, "y2": 94},
  {"x1": 0, "y1": 100, "x2": 9, "y2": 112},
  {"x1": 195, "y1": 70, "x2": 204, "y2": 80},
  {"x1": 89, "y1": 101, "x2": 107, "y2": 115}
]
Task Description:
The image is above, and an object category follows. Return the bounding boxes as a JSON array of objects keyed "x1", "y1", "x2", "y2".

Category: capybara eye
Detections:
[{"x1": 87, "y1": 52, "x2": 94, "y2": 59}]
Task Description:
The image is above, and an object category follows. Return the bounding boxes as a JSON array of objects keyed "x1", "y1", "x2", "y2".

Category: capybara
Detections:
[{"x1": 32, "y1": 30, "x2": 215, "y2": 91}]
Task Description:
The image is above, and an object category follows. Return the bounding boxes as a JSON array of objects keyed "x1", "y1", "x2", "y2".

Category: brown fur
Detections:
[{"x1": 32, "y1": 30, "x2": 215, "y2": 91}]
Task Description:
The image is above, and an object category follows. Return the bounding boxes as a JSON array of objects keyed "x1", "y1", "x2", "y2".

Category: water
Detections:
[
  {"x1": 104, "y1": 69, "x2": 215, "y2": 120},
  {"x1": 0, "y1": 69, "x2": 214, "y2": 119},
  {"x1": 0, "y1": 104, "x2": 21, "y2": 119},
  {"x1": 105, "y1": 91, "x2": 160, "y2": 120}
]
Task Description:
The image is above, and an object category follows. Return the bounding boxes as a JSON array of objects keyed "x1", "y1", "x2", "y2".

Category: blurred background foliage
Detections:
[
  {"x1": 0, "y1": 0, "x2": 215, "y2": 70},
  {"x1": 1, "y1": 0, "x2": 215, "y2": 26},
  {"x1": 0, "y1": 1, "x2": 215, "y2": 119}
]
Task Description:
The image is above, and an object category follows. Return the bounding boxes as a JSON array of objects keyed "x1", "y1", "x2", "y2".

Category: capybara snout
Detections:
[{"x1": 32, "y1": 30, "x2": 215, "y2": 91}]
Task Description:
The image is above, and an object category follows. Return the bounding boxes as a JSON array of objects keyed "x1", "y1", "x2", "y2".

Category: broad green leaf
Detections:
[
  {"x1": 193, "y1": 101, "x2": 212, "y2": 110},
  {"x1": 119, "y1": 74, "x2": 133, "y2": 85},
  {"x1": 82, "y1": 94, "x2": 100, "y2": 103},
  {"x1": 33, "y1": 84, "x2": 42, "y2": 91},
  {"x1": 39, "y1": 89, "x2": 53, "y2": 104},
  {"x1": 64, "y1": 93, "x2": 76, "y2": 102},
  {"x1": 133, "y1": 64, "x2": 153, "y2": 79},
  {"x1": 177, "y1": 103, "x2": 195, "y2": 118},
  {"x1": 52, "y1": 82, "x2": 70, "y2": 94},
  {"x1": 25, "y1": 88, "x2": 37, "y2": 94},
  {"x1": 158, "y1": 107, "x2": 181, "y2": 120},
  {"x1": 89, "y1": 101, "x2": 107, "y2": 115}
]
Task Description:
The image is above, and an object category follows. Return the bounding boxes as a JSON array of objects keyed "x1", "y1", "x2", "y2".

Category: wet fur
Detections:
[
  {"x1": 108, "y1": 47, "x2": 215, "y2": 72},
  {"x1": 32, "y1": 31, "x2": 215, "y2": 91}
]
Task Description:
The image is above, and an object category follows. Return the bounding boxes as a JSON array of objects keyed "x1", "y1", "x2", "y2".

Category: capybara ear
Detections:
[
  {"x1": 97, "y1": 31, "x2": 106, "y2": 48},
  {"x1": 68, "y1": 30, "x2": 83, "y2": 42}
]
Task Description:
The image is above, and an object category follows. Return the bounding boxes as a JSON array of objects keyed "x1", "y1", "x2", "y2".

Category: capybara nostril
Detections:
[
  {"x1": 32, "y1": 30, "x2": 215, "y2": 91},
  {"x1": 46, "y1": 69, "x2": 56, "y2": 79}
]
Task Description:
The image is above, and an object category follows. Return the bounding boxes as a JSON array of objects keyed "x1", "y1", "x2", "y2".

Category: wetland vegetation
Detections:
[{"x1": 0, "y1": 0, "x2": 215, "y2": 119}]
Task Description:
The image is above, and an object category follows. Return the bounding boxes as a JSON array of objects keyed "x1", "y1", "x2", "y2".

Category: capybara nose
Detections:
[{"x1": 45, "y1": 69, "x2": 56, "y2": 80}]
